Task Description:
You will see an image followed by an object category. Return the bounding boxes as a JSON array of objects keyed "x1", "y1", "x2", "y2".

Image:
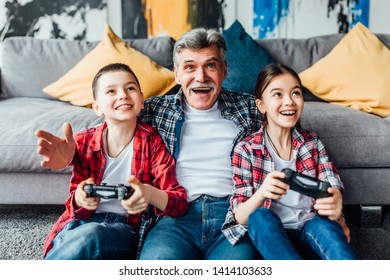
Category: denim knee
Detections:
[{"x1": 248, "y1": 208, "x2": 278, "y2": 229}]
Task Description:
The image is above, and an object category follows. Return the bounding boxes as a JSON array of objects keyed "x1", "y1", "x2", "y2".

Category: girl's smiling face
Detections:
[{"x1": 256, "y1": 73, "x2": 304, "y2": 130}]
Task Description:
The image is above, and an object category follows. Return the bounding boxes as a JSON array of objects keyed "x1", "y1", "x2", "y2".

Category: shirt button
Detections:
[{"x1": 100, "y1": 169, "x2": 103, "y2": 172}]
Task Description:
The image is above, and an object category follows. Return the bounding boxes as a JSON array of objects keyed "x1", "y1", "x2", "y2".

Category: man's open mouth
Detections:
[{"x1": 191, "y1": 87, "x2": 213, "y2": 94}]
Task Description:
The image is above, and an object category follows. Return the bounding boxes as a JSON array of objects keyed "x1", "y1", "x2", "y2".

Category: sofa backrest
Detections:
[
  {"x1": 258, "y1": 33, "x2": 390, "y2": 72},
  {"x1": 2, "y1": 32, "x2": 390, "y2": 101},
  {"x1": 257, "y1": 33, "x2": 390, "y2": 101},
  {"x1": 0, "y1": 36, "x2": 175, "y2": 99}
]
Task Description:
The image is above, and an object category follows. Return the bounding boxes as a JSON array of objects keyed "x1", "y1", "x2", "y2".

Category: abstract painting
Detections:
[
  {"x1": 121, "y1": 0, "x2": 230, "y2": 39},
  {"x1": 0, "y1": 0, "x2": 107, "y2": 41},
  {"x1": 253, "y1": 0, "x2": 370, "y2": 39}
]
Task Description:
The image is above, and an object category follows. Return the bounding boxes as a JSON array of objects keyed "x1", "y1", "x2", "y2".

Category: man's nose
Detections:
[{"x1": 195, "y1": 67, "x2": 205, "y2": 83}]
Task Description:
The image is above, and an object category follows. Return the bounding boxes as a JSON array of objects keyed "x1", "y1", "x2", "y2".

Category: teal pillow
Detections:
[{"x1": 222, "y1": 20, "x2": 275, "y2": 95}]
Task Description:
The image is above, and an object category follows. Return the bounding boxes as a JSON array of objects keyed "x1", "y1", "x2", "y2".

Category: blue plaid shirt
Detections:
[{"x1": 137, "y1": 88, "x2": 261, "y2": 254}]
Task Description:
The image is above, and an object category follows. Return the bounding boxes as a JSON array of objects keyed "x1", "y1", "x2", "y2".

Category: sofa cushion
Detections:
[
  {"x1": 1, "y1": 32, "x2": 175, "y2": 100},
  {"x1": 42, "y1": 25, "x2": 176, "y2": 107},
  {"x1": 300, "y1": 102, "x2": 390, "y2": 169},
  {"x1": 0, "y1": 97, "x2": 103, "y2": 173},
  {"x1": 299, "y1": 23, "x2": 390, "y2": 117},
  {"x1": 222, "y1": 20, "x2": 274, "y2": 95}
]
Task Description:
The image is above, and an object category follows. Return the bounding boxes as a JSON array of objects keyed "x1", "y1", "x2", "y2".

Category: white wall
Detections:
[
  {"x1": 107, "y1": 0, "x2": 122, "y2": 37},
  {"x1": 369, "y1": 0, "x2": 390, "y2": 34}
]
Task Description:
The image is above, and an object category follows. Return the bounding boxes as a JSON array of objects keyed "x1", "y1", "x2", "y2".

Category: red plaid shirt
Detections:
[
  {"x1": 222, "y1": 126, "x2": 343, "y2": 245},
  {"x1": 43, "y1": 120, "x2": 188, "y2": 256}
]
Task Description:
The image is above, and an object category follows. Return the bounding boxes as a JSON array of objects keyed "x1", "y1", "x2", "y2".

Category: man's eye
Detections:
[
  {"x1": 184, "y1": 65, "x2": 194, "y2": 71},
  {"x1": 127, "y1": 87, "x2": 135, "y2": 92},
  {"x1": 106, "y1": 90, "x2": 115, "y2": 95},
  {"x1": 207, "y1": 63, "x2": 217, "y2": 69}
]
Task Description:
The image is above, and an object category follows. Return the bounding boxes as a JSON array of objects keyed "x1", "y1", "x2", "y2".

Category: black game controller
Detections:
[
  {"x1": 279, "y1": 168, "x2": 332, "y2": 199},
  {"x1": 84, "y1": 183, "x2": 134, "y2": 200}
]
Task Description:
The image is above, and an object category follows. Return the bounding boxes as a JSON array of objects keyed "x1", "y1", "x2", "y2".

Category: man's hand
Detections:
[{"x1": 35, "y1": 122, "x2": 75, "y2": 170}]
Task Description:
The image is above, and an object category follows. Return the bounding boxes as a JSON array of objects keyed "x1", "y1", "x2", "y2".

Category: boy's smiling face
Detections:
[{"x1": 92, "y1": 70, "x2": 144, "y2": 123}]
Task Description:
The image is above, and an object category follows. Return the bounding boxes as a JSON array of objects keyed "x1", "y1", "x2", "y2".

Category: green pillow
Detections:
[{"x1": 222, "y1": 20, "x2": 275, "y2": 95}]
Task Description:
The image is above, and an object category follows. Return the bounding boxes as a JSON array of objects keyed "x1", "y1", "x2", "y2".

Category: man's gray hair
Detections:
[{"x1": 173, "y1": 27, "x2": 227, "y2": 66}]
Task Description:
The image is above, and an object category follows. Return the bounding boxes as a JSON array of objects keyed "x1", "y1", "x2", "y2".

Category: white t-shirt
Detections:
[
  {"x1": 265, "y1": 131, "x2": 315, "y2": 229},
  {"x1": 176, "y1": 101, "x2": 240, "y2": 201},
  {"x1": 95, "y1": 129, "x2": 134, "y2": 216}
]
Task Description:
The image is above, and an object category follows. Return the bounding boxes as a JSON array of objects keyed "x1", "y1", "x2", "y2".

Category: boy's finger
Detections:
[
  {"x1": 128, "y1": 175, "x2": 141, "y2": 187},
  {"x1": 63, "y1": 122, "x2": 74, "y2": 142},
  {"x1": 35, "y1": 130, "x2": 56, "y2": 142}
]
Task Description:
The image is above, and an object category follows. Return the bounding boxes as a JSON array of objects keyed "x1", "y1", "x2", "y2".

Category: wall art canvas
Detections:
[
  {"x1": 0, "y1": 0, "x2": 107, "y2": 41},
  {"x1": 121, "y1": 0, "x2": 237, "y2": 39},
  {"x1": 253, "y1": 0, "x2": 370, "y2": 39}
]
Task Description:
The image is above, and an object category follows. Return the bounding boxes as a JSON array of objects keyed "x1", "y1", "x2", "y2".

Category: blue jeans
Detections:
[
  {"x1": 247, "y1": 208, "x2": 358, "y2": 260},
  {"x1": 139, "y1": 195, "x2": 262, "y2": 260},
  {"x1": 45, "y1": 212, "x2": 138, "y2": 260}
]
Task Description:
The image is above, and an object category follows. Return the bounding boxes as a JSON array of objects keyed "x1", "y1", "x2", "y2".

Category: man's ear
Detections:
[
  {"x1": 92, "y1": 101, "x2": 103, "y2": 117},
  {"x1": 223, "y1": 60, "x2": 227, "y2": 79},
  {"x1": 174, "y1": 65, "x2": 181, "y2": 85}
]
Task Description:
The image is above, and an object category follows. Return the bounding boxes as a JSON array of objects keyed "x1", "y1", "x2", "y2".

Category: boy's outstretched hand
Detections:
[{"x1": 35, "y1": 122, "x2": 75, "y2": 170}]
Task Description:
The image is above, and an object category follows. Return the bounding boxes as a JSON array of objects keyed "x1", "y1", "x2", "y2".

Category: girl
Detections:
[{"x1": 225, "y1": 64, "x2": 357, "y2": 260}]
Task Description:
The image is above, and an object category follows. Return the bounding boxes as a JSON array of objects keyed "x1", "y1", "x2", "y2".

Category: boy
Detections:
[{"x1": 39, "y1": 63, "x2": 188, "y2": 259}]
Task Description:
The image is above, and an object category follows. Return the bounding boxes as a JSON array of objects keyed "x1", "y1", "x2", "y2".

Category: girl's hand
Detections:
[
  {"x1": 121, "y1": 176, "x2": 150, "y2": 214},
  {"x1": 256, "y1": 171, "x2": 290, "y2": 201},
  {"x1": 314, "y1": 187, "x2": 343, "y2": 220},
  {"x1": 75, "y1": 178, "x2": 100, "y2": 210},
  {"x1": 338, "y1": 216, "x2": 351, "y2": 243}
]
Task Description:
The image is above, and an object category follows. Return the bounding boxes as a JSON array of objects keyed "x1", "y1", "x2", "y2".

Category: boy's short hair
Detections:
[{"x1": 92, "y1": 63, "x2": 141, "y2": 100}]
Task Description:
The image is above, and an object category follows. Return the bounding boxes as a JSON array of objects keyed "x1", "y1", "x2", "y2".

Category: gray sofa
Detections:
[{"x1": 1, "y1": 33, "x2": 389, "y2": 221}]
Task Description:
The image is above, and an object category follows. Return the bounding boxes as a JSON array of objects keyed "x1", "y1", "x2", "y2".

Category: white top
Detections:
[
  {"x1": 176, "y1": 100, "x2": 240, "y2": 202},
  {"x1": 265, "y1": 131, "x2": 315, "y2": 229},
  {"x1": 95, "y1": 129, "x2": 134, "y2": 216}
]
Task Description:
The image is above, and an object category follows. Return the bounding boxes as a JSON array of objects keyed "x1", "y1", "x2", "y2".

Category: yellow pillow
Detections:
[
  {"x1": 299, "y1": 22, "x2": 390, "y2": 117},
  {"x1": 43, "y1": 25, "x2": 176, "y2": 107}
]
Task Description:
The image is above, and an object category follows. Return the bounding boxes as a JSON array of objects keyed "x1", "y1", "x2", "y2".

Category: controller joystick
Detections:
[
  {"x1": 279, "y1": 168, "x2": 332, "y2": 199},
  {"x1": 84, "y1": 183, "x2": 134, "y2": 200}
]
